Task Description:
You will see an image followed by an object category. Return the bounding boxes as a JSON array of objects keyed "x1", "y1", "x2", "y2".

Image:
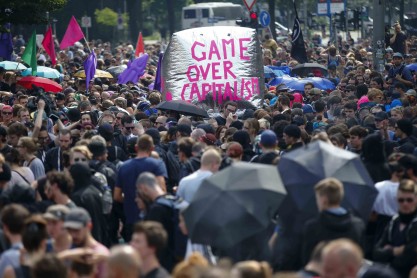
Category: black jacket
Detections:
[
  {"x1": 302, "y1": 210, "x2": 365, "y2": 264},
  {"x1": 373, "y1": 214, "x2": 417, "y2": 278},
  {"x1": 45, "y1": 147, "x2": 63, "y2": 172}
]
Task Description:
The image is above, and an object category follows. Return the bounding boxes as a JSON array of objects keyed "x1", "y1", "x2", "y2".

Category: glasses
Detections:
[
  {"x1": 38, "y1": 137, "x2": 48, "y2": 141},
  {"x1": 227, "y1": 108, "x2": 236, "y2": 113},
  {"x1": 398, "y1": 198, "x2": 414, "y2": 203},
  {"x1": 116, "y1": 117, "x2": 122, "y2": 120},
  {"x1": 74, "y1": 158, "x2": 87, "y2": 162},
  {"x1": 2, "y1": 112, "x2": 12, "y2": 115},
  {"x1": 155, "y1": 122, "x2": 164, "y2": 125},
  {"x1": 124, "y1": 126, "x2": 134, "y2": 130}
]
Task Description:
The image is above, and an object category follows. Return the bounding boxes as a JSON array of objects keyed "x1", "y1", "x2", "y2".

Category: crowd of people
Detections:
[{"x1": 0, "y1": 20, "x2": 415, "y2": 278}]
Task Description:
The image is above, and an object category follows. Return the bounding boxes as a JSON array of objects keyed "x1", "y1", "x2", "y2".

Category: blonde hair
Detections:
[
  {"x1": 315, "y1": 178, "x2": 344, "y2": 206},
  {"x1": 233, "y1": 261, "x2": 272, "y2": 278},
  {"x1": 367, "y1": 88, "x2": 383, "y2": 101},
  {"x1": 70, "y1": 145, "x2": 92, "y2": 160},
  {"x1": 172, "y1": 253, "x2": 209, "y2": 278}
]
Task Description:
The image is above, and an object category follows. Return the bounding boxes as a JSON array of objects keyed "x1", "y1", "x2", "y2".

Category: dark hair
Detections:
[
  {"x1": 1, "y1": 204, "x2": 30, "y2": 234},
  {"x1": 31, "y1": 254, "x2": 67, "y2": 278},
  {"x1": 22, "y1": 215, "x2": 48, "y2": 252},
  {"x1": 134, "y1": 221, "x2": 167, "y2": 254},
  {"x1": 344, "y1": 101, "x2": 357, "y2": 111},
  {"x1": 178, "y1": 137, "x2": 194, "y2": 158},
  {"x1": 314, "y1": 100, "x2": 326, "y2": 113},
  {"x1": 121, "y1": 115, "x2": 134, "y2": 125},
  {"x1": 349, "y1": 125, "x2": 368, "y2": 138},
  {"x1": 47, "y1": 171, "x2": 74, "y2": 196},
  {"x1": 136, "y1": 134, "x2": 154, "y2": 152},
  {"x1": 7, "y1": 122, "x2": 28, "y2": 137}
]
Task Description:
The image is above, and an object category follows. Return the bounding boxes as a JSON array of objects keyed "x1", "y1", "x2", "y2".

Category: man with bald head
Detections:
[
  {"x1": 107, "y1": 245, "x2": 142, "y2": 278},
  {"x1": 321, "y1": 239, "x2": 363, "y2": 278}
]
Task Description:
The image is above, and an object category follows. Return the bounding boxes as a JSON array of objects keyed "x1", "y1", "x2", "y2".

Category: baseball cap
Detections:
[
  {"x1": 309, "y1": 88, "x2": 322, "y2": 95},
  {"x1": 56, "y1": 92, "x2": 65, "y2": 101},
  {"x1": 200, "y1": 133, "x2": 217, "y2": 146},
  {"x1": 98, "y1": 123, "x2": 114, "y2": 141},
  {"x1": 393, "y1": 52, "x2": 403, "y2": 59},
  {"x1": 405, "y1": 89, "x2": 417, "y2": 97},
  {"x1": 43, "y1": 205, "x2": 70, "y2": 221},
  {"x1": 260, "y1": 130, "x2": 277, "y2": 147},
  {"x1": 64, "y1": 207, "x2": 91, "y2": 229}
]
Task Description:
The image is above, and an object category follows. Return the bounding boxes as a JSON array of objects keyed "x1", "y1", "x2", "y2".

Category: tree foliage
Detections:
[
  {"x1": 0, "y1": 0, "x2": 67, "y2": 25},
  {"x1": 95, "y1": 7, "x2": 128, "y2": 28}
]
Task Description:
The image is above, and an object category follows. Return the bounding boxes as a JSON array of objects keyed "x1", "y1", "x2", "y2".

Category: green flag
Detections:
[{"x1": 21, "y1": 31, "x2": 37, "y2": 76}]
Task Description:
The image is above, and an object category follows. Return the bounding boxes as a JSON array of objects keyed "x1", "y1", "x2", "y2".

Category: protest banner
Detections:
[{"x1": 162, "y1": 26, "x2": 264, "y2": 104}]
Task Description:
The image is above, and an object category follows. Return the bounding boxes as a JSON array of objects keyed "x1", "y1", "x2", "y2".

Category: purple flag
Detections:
[
  {"x1": 83, "y1": 51, "x2": 96, "y2": 92},
  {"x1": 0, "y1": 24, "x2": 13, "y2": 61},
  {"x1": 153, "y1": 52, "x2": 163, "y2": 91},
  {"x1": 118, "y1": 54, "x2": 149, "y2": 84}
]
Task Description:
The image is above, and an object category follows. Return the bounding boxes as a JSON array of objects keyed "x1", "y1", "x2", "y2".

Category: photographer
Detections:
[{"x1": 390, "y1": 22, "x2": 408, "y2": 55}]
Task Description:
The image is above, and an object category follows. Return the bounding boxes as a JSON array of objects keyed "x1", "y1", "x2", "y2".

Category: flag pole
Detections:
[{"x1": 83, "y1": 37, "x2": 91, "y2": 53}]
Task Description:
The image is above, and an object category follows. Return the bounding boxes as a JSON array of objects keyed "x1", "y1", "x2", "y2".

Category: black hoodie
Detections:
[{"x1": 301, "y1": 210, "x2": 365, "y2": 264}]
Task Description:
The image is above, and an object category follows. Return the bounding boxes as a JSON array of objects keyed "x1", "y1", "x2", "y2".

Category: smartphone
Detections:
[{"x1": 49, "y1": 114, "x2": 60, "y2": 121}]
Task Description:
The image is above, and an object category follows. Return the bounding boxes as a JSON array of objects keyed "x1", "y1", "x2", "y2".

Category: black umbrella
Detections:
[
  {"x1": 291, "y1": 63, "x2": 328, "y2": 78},
  {"x1": 277, "y1": 140, "x2": 377, "y2": 234},
  {"x1": 156, "y1": 100, "x2": 209, "y2": 118},
  {"x1": 106, "y1": 65, "x2": 127, "y2": 78},
  {"x1": 183, "y1": 162, "x2": 287, "y2": 248}
]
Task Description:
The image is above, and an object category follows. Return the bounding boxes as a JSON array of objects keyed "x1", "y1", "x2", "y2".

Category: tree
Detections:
[
  {"x1": 95, "y1": 7, "x2": 128, "y2": 28},
  {"x1": 0, "y1": 0, "x2": 67, "y2": 26}
]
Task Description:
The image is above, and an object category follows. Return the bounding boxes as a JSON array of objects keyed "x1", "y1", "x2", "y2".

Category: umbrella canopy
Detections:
[
  {"x1": 291, "y1": 63, "x2": 328, "y2": 78},
  {"x1": 73, "y1": 69, "x2": 113, "y2": 79},
  {"x1": 277, "y1": 141, "x2": 377, "y2": 234},
  {"x1": 0, "y1": 61, "x2": 27, "y2": 70},
  {"x1": 268, "y1": 75, "x2": 296, "y2": 86},
  {"x1": 183, "y1": 162, "x2": 287, "y2": 248},
  {"x1": 17, "y1": 76, "x2": 62, "y2": 93},
  {"x1": 156, "y1": 100, "x2": 209, "y2": 118},
  {"x1": 264, "y1": 66, "x2": 276, "y2": 78},
  {"x1": 106, "y1": 65, "x2": 127, "y2": 78},
  {"x1": 285, "y1": 77, "x2": 336, "y2": 91},
  {"x1": 22, "y1": 66, "x2": 61, "y2": 79}
]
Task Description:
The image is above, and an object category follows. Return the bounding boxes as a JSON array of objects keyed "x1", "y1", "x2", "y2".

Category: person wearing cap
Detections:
[
  {"x1": 390, "y1": 22, "x2": 407, "y2": 55},
  {"x1": 307, "y1": 88, "x2": 322, "y2": 103},
  {"x1": 43, "y1": 205, "x2": 72, "y2": 253},
  {"x1": 405, "y1": 89, "x2": 417, "y2": 106},
  {"x1": 251, "y1": 130, "x2": 279, "y2": 165},
  {"x1": 55, "y1": 92, "x2": 68, "y2": 113},
  {"x1": 64, "y1": 207, "x2": 109, "y2": 278},
  {"x1": 387, "y1": 52, "x2": 413, "y2": 89},
  {"x1": 177, "y1": 148, "x2": 221, "y2": 203}
]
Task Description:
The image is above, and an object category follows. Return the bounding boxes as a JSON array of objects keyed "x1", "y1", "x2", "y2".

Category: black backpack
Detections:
[
  {"x1": 155, "y1": 195, "x2": 188, "y2": 260},
  {"x1": 166, "y1": 151, "x2": 181, "y2": 190}
]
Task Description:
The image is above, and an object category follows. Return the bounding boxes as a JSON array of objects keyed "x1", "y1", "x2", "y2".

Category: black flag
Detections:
[{"x1": 290, "y1": 1, "x2": 308, "y2": 63}]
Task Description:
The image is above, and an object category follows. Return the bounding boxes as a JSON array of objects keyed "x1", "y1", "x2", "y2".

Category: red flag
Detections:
[
  {"x1": 135, "y1": 32, "x2": 144, "y2": 57},
  {"x1": 60, "y1": 16, "x2": 84, "y2": 49},
  {"x1": 42, "y1": 26, "x2": 56, "y2": 66}
]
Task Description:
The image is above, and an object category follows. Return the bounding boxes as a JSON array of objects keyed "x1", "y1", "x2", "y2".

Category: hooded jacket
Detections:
[
  {"x1": 70, "y1": 163, "x2": 107, "y2": 245},
  {"x1": 301, "y1": 210, "x2": 365, "y2": 264}
]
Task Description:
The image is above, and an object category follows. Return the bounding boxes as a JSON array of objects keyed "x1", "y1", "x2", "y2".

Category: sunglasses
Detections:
[
  {"x1": 398, "y1": 198, "x2": 414, "y2": 203},
  {"x1": 74, "y1": 158, "x2": 87, "y2": 162},
  {"x1": 2, "y1": 112, "x2": 12, "y2": 115},
  {"x1": 124, "y1": 126, "x2": 134, "y2": 130}
]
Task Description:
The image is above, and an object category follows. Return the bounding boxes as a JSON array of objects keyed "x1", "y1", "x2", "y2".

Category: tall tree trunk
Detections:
[
  {"x1": 167, "y1": 0, "x2": 175, "y2": 35},
  {"x1": 269, "y1": 0, "x2": 277, "y2": 40},
  {"x1": 127, "y1": 0, "x2": 141, "y2": 42}
]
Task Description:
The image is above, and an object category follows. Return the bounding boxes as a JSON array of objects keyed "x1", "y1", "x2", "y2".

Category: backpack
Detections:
[
  {"x1": 155, "y1": 195, "x2": 188, "y2": 260},
  {"x1": 166, "y1": 151, "x2": 181, "y2": 191}
]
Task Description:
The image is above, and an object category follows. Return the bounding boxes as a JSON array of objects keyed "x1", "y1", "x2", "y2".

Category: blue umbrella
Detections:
[
  {"x1": 0, "y1": 61, "x2": 27, "y2": 70},
  {"x1": 264, "y1": 66, "x2": 276, "y2": 78},
  {"x1": 268, "y1": 75, "x2": 297, "y2": 86},
  {"x1": 22, "y1": 66, "x2": 61, "y2": 79},
  {"x1": 304, "y1": 77, "x2": 336, "y2": 90},
  {"x1": 406, "y1": 64, "x2": 417, "y2": 71}
]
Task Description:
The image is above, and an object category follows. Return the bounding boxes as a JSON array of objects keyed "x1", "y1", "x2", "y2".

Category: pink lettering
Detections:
[
  {"x1": 181, "y1": 84, "x2": 190, "y2": 100},
  {"x1": 190, "y1": 83, "x2": 201, "y2": 101},
  {"x1": 221, "y1": 39, "x2": 235, "y2": 59},
  {"x1": 244, "y1": 80, "x2": 252, "y2": 99},
  {"x1": 223, "y1": 61, "x2": 236, "y2": 79},
  {"x1": 202, "y1": 83, "x2": 211, "y2": 100},
  {"x1": 212, "y1": 62, "x2": 221, "y2": 80},
  {"x1": 239, "y1": 38, "x2": 251, "y2": 60},
  {"x1": 208, "y1": 40, "x2": 221, "y2": 60},
  {"x1": 191, "y1": 41, "x2": 206, "y2": 62},
  {"x1": 186, "y1": 65, "x2": 200, "y2": 82},
  {"x1": 199, "y1": 64, "x2": 211, "y2": 80}
]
